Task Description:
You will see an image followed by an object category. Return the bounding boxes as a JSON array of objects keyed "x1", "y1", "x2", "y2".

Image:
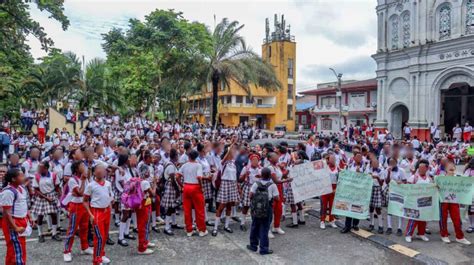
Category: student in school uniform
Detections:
[
  {"x1": 239, "y1": 153, "x2": 262, "y2": 231},
  {"x1": 31, "y1": 161, "x2": 61, "y2": 242},
  {"x1": 366, "y1": 155, "x2": 385, "y2": 234},
  {"x1": 438, "y1": 161, "x2": 471, "y2": 245},
  {"x1": 285, "y1": 151, "x2": 306, "y2": 229},
  {"x1": 136, "y1": 162, "x2": 156, "y2": 255},
  {"x1": 1, "y1": 168, "x2": 31, "y2": 265},
  {"x1": 320, "y1": 153, "x2": 339, "y2": 229},
  {"x1": 246, "y1": 167, "x2": 279, "y2": 255},
  {"x1": 178, "y1": 150, "x2": 208, "y2": 237},
  {"x1": 63, "y1": 160, "x2": 94, "y2": 262},
  {"x1": 465, "y1": 158, "x2": 474, "y2": 233},
  {"x1": 384, "y1": 157, "x2": 407, "y2": 235},
  {"x1": 115, "y1": 154, "x2": 137, "y2": 247},
  {"x1": 83, "y1": 164, "x2": 113, "y2": 265},
  {"x1": 405, "y1": 159, "x2": 431, "y2": 243},
  {"x1": 196, "y1": 143, "x2": 213, "y2": 226}
]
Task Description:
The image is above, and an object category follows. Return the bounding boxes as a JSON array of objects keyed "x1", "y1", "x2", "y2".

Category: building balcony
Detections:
[
  {"x1": 219, "y1": 103, "x2": 276, "y2": 114},
  {"x1": 312, "y1": 103, "x2": 376, "y2": 114}
]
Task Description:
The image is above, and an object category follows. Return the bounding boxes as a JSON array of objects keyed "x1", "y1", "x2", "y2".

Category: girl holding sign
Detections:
[
  {"x1": 438, "y1": 161, "x2": 471, "y2": 245},
  {"x1": 320, "y1": 153, "x2": 338, "y2": 229},
  {"x1": 286, "y1": 150, "x2": 307, "y2": 229},
  {"x1": 366, "y1": 156, "x2": 385, "y2": 234},
  {"x1": 463, "y1": 158, "x2": 474, "y2": 233}
]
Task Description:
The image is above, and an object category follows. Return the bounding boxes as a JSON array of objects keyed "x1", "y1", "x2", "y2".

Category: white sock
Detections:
[
  {"x1": 46, "y1": 216, "x2": 52, "y2": 230},
  {"x1": 398, "y1": 217, "x2": 403, "y2": 229},
  {"x1": 132, "y1": 213, "x2": 137, "y2": 228},
  {"x1": 152, "y1": 211, "x2": 157, "y2": 227},
  {"x1": 165, "y1": 216, "x2": 171, "y2": 230},
  {"x1": 232, "y1": 207, "x2": 237, "y2": 217},
  {"x1": 241, "y1": 213, "x2": 246, "y2": 225},
  {"x1": 282, "y1": 204, "x2": 286, "y2": 216},
  {"x1": 214, "y1": 216, "x2": 220, "y2": 230},
  {"x1": 292, "y1": 212, "x2": 298, "y2": 225},
  {"x1": 119, "y1": 222, "x2": 126, "y2": 240},
  {"x1": 378, "y1": 214, "x2": 383, "y2": 227},
  {"x1": 125, "y1": 218, "x2": 131, "y2": 234},
  {"x1": 298, "y1": 210, "x2": 305, "y2": 222},
  {"x1": 171, "y1": 213, "x2": 177, "y2": 225},
  {"x1": 387, "y1": 215, "x2": 392, "y2": 228},
  {"x1": 192, "y1": 210, "x2": 196, "y2": 223},
  {"x1": 37, "y1": 224, "x2": 42, "y2": 236},
  {"x1": 52, "y1": 224, "x2": 57, "y2": 236},
  {"x1": 204, "y1": 208, "x2": 208, "y2": 222},
  {"x1": 469, "y1": 215, "x2": 474, "y2": 227},
  {"x1": 225, "y1": 216, "x2": 231, "y2": 228},
  {"x1": 114, "y1": 213, "x2": 120, "y2": 223},
  {"x1": 370, "y1": 212, "x2": 375, "y2": 226}
]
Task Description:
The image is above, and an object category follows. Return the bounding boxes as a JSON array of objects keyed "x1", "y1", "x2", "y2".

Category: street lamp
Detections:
[{"x1": 329, "y1": 68, "x2": 343, "y2": 135}]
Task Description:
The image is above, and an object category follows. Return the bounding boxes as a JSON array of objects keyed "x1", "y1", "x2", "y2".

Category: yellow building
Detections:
[{"x1": 187, "y1": 14, "x2": 296, "y2": 131}]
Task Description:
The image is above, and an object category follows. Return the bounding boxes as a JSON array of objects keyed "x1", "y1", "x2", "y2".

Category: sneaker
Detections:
[
  {"x1": 405, "y1": 236, "x2": 412, "y2": 243},
  {"x1": 212, "y1": 229, "x2": 218, "y2": 237},
  {"x1": 467, "y1": 227, "x2": 474, "y2": 233},
  {"x1": 138, "y1": 249, "x2": 154, "y2": 255},
  {"x1": 377, "y1": 227, "x2": 384, "y2": 234},
  {"x1": 101, "y1": 256, "x2": 111, "y2": 264},
  {"x1": 340, "y1": 227, "x2": 351, "y2": 234},
  {"x1": 80, "y1": 247, "x2": 94, "y2": 255},
  {"x1": 273, "y1": 227, "x2": 285, "y2": 235},
  {"x1": 396, "y1": 228, "x2": 403, "y2": 236},
  {"x1": 199, "y1": 230, "x2": 209, "y2": 237},
  {"x1": 320, "y1": 221, "x2": 326, "y2": 229},
  {"x1": 367, "y1": 225, "x2": 374, "y2": 231},
  {"x1": 441, "y1": 237, "x2": 450, "y2": 243},
  {"x1": 187, "y1": 231, "x2": 195, "y2": 237},
  {"x1": 329, "y1": 221, "x2": 338, "y2": 228},
  {"x1": 260, "y1": 250, "x2": 274, "y2": 255},
  {"x1": 385, "y1": 228, "x2": 392, "y2": 235},
  {"x1": 268, "y1": 231, "x2": 275, "y2": 239},
  {"x1": 455, "y1": 238, "x2": 471, "y2": 245},
  {"x1": 63, "y1": 253, "x2": 72, "y2": 262},
  {"x1": 147, "y1": 242, "x2": 156, "y2": 248},
  {"x1": 417, "y1": 235, "x2": 429, "y2": 242},
  {"x1": 246, "y1": 245, "x2": 258, "y2": 252},
  {"x1": 117, "y1": 239, "x2": 129, "y2": 247},
  {"x1": 163, "y1": 229, "x2": 174, "y2": 236},
  {"x1": 156, "y1": 217, "x2": 165, "y2": 225}
]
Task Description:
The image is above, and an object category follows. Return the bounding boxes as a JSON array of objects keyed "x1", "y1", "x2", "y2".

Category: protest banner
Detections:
[
  {"x1": 331, "y1": 170, "x2": 373, "y2": 219},
  {"x1": 435, "y1": 176, "x2": 474, "y2": 205},
  {"x1": 289, "y1": 160, "x2": 333, "y2": 203},
  {"x1": 388, "y1": 182, "x2": 439, "y2": 221}
]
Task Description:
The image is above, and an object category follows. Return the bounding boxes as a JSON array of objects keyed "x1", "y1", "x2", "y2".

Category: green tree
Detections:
[{"x1": 206, "y1": 18, "x2": 281, "y2": 127}]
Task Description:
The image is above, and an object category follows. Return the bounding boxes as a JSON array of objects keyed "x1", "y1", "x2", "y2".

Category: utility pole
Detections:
[{"x1": 329, "y1": 68, "x2": 343, "y2": 135}]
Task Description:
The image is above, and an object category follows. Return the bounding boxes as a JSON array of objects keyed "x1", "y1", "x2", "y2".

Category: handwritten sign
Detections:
[
  {"x1": 289, "y1": 160, "x2": 333, "y2": 203},
  {"x1": 388, "y1": 182, "x2": 439, "y2": 221},
  {"x1": 331, "y1": 170, "x2": 373, "y2": 219},
  {"x1": 435, "y1": 176, "x2": 474, "y2": 205}
]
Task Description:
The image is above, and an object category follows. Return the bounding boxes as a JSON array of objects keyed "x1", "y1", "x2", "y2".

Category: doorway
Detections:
[
  {"x1": 390, "y1": 104, "x2": 409, "y2": 139},
  {"x1": 441, "y1": 84, "x2": 474, "y2": 134}
]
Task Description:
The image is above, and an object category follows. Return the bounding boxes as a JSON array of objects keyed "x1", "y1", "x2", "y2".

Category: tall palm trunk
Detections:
[{"x1": 211, "y1": 71, "x2": 219, "y2": 128}]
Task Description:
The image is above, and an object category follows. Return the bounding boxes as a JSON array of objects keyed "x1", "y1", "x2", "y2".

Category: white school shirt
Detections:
[
  {"x1": 221, "y1": 161, "x2": 238, "y2": 181},
  {"x1": 32, "y1": 172, "x2": 60, "y2": 194},
  {"x1": 383, "y1": 168, "x2": 407, "y2": 183},
  {"x1": 399, "y1": 158, "x2": 417, "y2": 175},
  {"x1": 365, "y1": 166, "x2": 384, "y2": 186},
  {"x1": 197, "y1": 156, "x2": 211, "y2": 175},
  {"x1": 21, "y1": 159, "x2": 40, "y2": 179},
  {"x1": 250, "y1": 179, "x2": 279, "y2": 200},
  {"x1": 115, "y1": 167, "x2": 133, "y2": 193},
  {"x1": 240, "y1": 166, "x2": 261, "y2": 185},
  {"x1": 178, "y1": 162, "x2": 203, "y2": 184},
  {"x1": 464, "y1": 126, "x2": 473, "y2": 133},
  {"x1": 268, "y1": 164, "x2": 283, "y2": 181},
  {"x1": 328, "y1": 166, "x2": 338, "y2": 184},
  {"x1": 67, "y1": 177, "x2": 90, "y2": 203},
  {"x1": 0, "y1": 185, "x2": 28, "y2": 218},
  {"x1": 163, "y1": 162, "x2": 177, "y2": 181},
  {"x1": 407, "y1": 173, "x2": 432, "y2": 184},
  {"x1": 84, "y1": 180, "x2": 113, "y2": 208}
]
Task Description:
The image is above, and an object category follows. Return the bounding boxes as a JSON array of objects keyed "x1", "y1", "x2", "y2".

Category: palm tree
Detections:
[{"x1": 206, "y1": 18, "x2": 281, "y2": 128}]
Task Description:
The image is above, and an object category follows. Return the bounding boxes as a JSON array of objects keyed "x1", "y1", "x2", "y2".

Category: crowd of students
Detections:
[{"x1": 0, "y1": 115, "x2": 473, "y2": 265}]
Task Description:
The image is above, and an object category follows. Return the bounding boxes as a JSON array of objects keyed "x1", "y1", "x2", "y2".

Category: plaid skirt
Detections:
[
  {"x1": 285, "y1": 184, "x2": 295, "y2": 205},
  {"x1": 217, "y1": 180, "x2": 240, "y2": 203},
  {"x1": 113, "y1": 188, "x2": 122, "y2": 203},
  {"x1": 381, "y1": 186, "x2": 389, "y2": 207},
  {"x1": 370, "y1": 185, "x2": 382, "y2": 208},
  {"x1": 161, "y1": 181, "x2": 178, "y2": 209},
  {"x1": 201, "y1": 179, "x2": 213, "y2": 200},
  {"x1": 31, "y1": 192, "x2": 59, "y2": 216},
  {"x1": 241, "y1": 182, "x2": 252, "y2": 207}
]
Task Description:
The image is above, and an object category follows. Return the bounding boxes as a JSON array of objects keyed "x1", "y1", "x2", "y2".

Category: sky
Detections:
[{"x1": 27, "y1": 0, "x2": 377, "y2": 92}]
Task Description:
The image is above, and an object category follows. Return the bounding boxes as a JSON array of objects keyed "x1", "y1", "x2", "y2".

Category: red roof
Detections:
[{"x1": 300, "y1": 78, "x2": 377, "y2": 96}]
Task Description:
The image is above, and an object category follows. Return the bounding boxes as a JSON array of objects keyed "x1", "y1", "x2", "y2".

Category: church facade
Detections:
[{"x1": 373, "y1": 0, "x2": 474, "y2": 140}]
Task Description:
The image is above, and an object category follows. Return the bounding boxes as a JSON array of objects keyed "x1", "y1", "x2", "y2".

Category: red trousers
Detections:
[
  {"x1": 273, "y1": 184, "x2": 284, "y2": 228},
  {"x1": 2, "y1": 216, "x2": 28, "y2": 265},
  {"x1": 64, "y1": 202, "x2": 89, "y2": 253},
  {"x1": 463, "y1": 132, "x2": 471, "y2": 142},
  {"x1": 154, "y1": 195, "x2": 161, "y2": 216},
  {"x1": 320, "y1": 184, "x2": 337, "y2": 222},
  {"x1": 439, "y1": 202, "x2": 464, "y2": 239},
  {"x1": 136, "y1": 202, "x2": 151, "y2": 252},
  {"x1": 406, "y1": 219, "x2": 426, "y2": 236},
  {"x1": 38, "y1": 128, "x2": 46, "y2": 144},
  {"x1": 182, "y1": 184, "x2": 206, "y2": 233},
  {"x1": 91, "y1": 207, "x2": 111, "y2": 265}
]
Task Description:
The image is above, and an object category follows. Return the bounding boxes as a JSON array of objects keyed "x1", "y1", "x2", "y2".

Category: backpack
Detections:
[
  {"x1": 250, "y1": 181, "x2": 272, "y2": 218},
  {"x1": 2, "y1": 186, "x2": 18, "y2": 216},
  {"x1": 311, "y1": 149, "x2": 323, "y2": 161},
  {"x1": 120, "y1": 177, "x2": 143, "y2": 209}
]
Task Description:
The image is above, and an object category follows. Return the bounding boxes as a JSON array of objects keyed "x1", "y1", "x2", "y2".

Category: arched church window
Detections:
[
  {"x1": 402, "y1": 13, "x2": 410, "y2": 48},
  {"x1": 439, "y1": 5, "x2": 451, "y2": 40},
  {"x1": 391, "y1": 16, "x2": 399, "y2": 49},
  {"x1": 467, "y1": 0, "x2": 474, "y2": 35}
]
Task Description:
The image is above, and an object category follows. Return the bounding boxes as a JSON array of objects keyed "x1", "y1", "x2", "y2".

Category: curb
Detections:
[{"x1": 306, "y1": 209, "x2": 448, "y2": 265}]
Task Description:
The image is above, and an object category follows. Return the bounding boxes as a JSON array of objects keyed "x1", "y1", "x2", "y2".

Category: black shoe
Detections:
[
  {"x1": 368, "y1": 225, "x2": 374, "y2": 231},
  {"x1": 163, "y1": 229, "x2": 174, "y2": 236},
  {"x1": 106, "y1": 238, "x2": 115, "y2": 245},
  {"x1": 208, "y1": 207, "x2": 216, "y2": 213},
  {"x1": 124, "y1": 234, "x2": 136, "y2": 240},
  {"x1": 206, "y1": 221, "x2": 214, "y2": 227},
  {"x1": 425, "y1": 229, "x2": 431, "y2": 235},
  {"x1": 246, "y1": 245, "x2": 257, "y2": 252},
  {"x1": 340, "y1": 227, "x2": 351, "y2": 234},
  {"x1": 118, "y1": 239, "x2": 129, "y2": 247},
  {"x1": 260, "y1": 250, "x2": 274, "y2": 255},
  {"x1": 224, "y1": 227, "x2": 233, "y2": 233},
  {"x1": 88, "y1": 240, "x2": 93, "y2": 247},
  {"x1": 171, "y1": 224, "x2": 184, "y2": 230},
  {"x1": 377, "y1": 227, "x2": 384, "y2": 234},
  {"x1": 386, "y1": 228, "x2": 392, "y2": 235},
  {"x1": 38, "y1": 235, "x2": 45, "y2": 243},
  {"x1": 396, "y1": 228, "x2": 403, "y2": 236},
  {"x1": 352, "y1": 226, "x2": 359, "y2": 231},
  {"x1": 232, "y1": 217, "x2": 241, "y2": 223},
  {"x1": 240, "y1": 224, "x2": 247, "y2": 231},
  {"x1": 152, "y1": 227, "x2": 160, "y2": 233},
  {"x1": 114, "y1": 222, "x2": 120, "y2": 227},
  {"x1": 133, "y1": 228, "x2": 138, "y2": 233},
  {"x1": 286, "y1": 223, "x2": 299, "y2": 228},
  {"x1": 58, "y1": 227, "x2": 66, "y2": 233},
  {"x1": 52, "y1": 234, "x2": 62, "y2": 241},
  {"x1": 298, "y1": 220, "x2": 306, "y2": 225},
  {"x1": 212, "y1": 229, "x2": 218, "y2": 237}
]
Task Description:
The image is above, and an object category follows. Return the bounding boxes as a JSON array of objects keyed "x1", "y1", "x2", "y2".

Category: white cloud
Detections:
[{"x1": 27, "y1": 0, "x2": 376, "y2": 91}]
